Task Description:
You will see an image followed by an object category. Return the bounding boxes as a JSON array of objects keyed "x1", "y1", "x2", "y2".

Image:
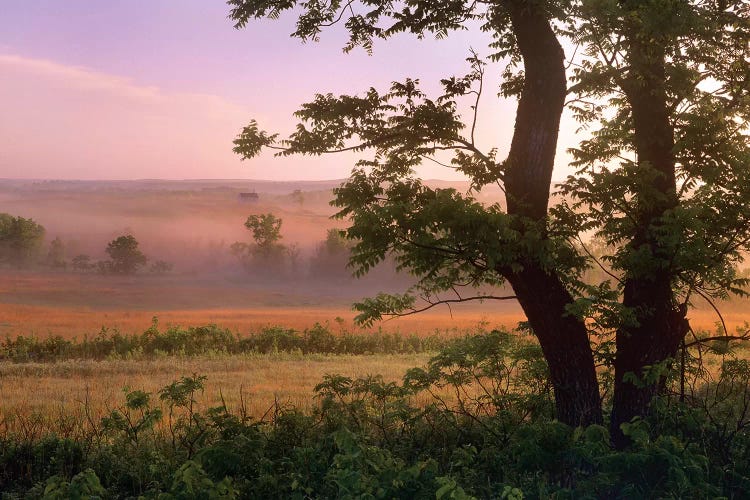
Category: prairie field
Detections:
[
  {"x1": 0, "y1": 268, "x2": 739, "y2": 339},
  {"x1": 0, "y1": 353, "x2": 437, "y2": 438},
  {"x1": 0, "y1": 179, "x2": 746, "y2": 434},
  {"x1": 0, "y1": 271, "x2": 524, "y2": 339},
  {"x1": 0, "y1": 178, "x2": 524, "y2": 337}
]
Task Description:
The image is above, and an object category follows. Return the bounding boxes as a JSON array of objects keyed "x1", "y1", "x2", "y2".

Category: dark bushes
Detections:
[{"x1": 1, "y1": 329, "x2": 749, "y2": 497}]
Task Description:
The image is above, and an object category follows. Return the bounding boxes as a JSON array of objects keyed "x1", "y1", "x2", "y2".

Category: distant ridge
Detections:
[
  {"x1": 0, "y1": 178, "x2": 349, "y2": 195},
  {"x1": 0, "y1": 177, "x2": 566, "y2": 196}
]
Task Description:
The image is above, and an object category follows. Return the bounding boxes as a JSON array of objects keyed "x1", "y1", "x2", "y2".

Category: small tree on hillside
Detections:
[
  {"x1": 245, "y1": 213, "x2": 284, "y2": 259},
  {"x1": 150, "y1": 260, "x2": 174, "y2": 275},
  {"x1": 231, "y1": 213, "x2": 287, "y2": 272},
  {"x1": 291, "y1": 189, "x2": 305, "y2": 206},
  {"x1": 106, "y1": 235, "x2": 147, "y2": 275}
]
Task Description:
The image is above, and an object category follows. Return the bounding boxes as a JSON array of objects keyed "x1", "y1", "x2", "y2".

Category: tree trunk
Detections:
[
  {"x1": 609, "y1": 13, "x2": 688, "y2": 447},
  {"x1": 507, "y1": 268, "x2": 603, "y2": 426},
  {"x1": 501, "y1": 2, "x2": 603, "y2": 427}
]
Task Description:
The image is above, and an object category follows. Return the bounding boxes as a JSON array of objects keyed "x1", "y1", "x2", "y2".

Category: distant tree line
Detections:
[
  {"x1": 0, "y1": 210, "x2": 404, "y2": 281},
  {"x1": 230, "y1": 212, "x2": 385, "y2": 281},
  {"x1": 0, "y1": 212, "x2": 172, "y2": 275}
]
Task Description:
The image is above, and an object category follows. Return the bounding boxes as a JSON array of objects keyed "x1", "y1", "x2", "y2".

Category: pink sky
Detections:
[{"x1": 0, "y1": 1, "x2": 581, "y2": 181}]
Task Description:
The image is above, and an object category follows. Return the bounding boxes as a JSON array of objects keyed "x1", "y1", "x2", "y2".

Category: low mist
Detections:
[{"x1": 0, "y1": 179, "x2": 425, "y2": 309}]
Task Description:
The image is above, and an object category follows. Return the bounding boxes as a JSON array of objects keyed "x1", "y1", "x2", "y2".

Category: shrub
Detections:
[{"x1": 2, "y1": 329, "x2": 750, "y2": 497}]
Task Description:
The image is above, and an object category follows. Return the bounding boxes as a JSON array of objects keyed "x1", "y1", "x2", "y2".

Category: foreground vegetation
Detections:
[
  {"x1": 0, "y1": 352, "x2": 431, "y2": 439},
  {"x1": 0, "y1": 324, "x2": 748, "y2": 498}
]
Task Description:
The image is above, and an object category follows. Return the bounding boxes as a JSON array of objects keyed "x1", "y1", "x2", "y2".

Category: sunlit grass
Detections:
[
  {"x1": 0, "y1": 301, "x2": 524, "y2": 340},
  {"x1": 0, "y1": 352, "x2": 433, "y2": 438}
]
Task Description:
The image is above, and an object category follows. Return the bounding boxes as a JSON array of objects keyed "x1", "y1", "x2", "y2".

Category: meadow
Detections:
[
  {"x1": 0, "y1": 179, "x2": 743, "y2": 432},
  {"x1": 1, "y1": 180, "x2": 749, "y2": 497},
  {"x1": 0, "y1": 352, "x2": 433, "y2": 437},
  {"x1": 0, "y1": 263, "x2": 739, "y2": 441}
]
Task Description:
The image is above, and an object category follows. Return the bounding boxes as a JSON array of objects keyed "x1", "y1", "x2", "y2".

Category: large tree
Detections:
[{"x1": 228, "y1": 0, "x2": 750, "y2": 445}]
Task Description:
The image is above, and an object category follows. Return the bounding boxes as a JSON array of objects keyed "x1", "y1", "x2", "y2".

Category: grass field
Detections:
[
  {"x1": 0, "y1": 180, "x2": 747, "y2": 450},
  {"x1": 0, "y1": 269, "x2": 527, "y2": 338},
  {"x1": 0, "y1": 270, "x2": 743, "y2": 339},
  {"x1": 0, "y1": 353, "x2": 435, "y2": 438},
  {"x1": 0, "y1": 265, "x2": 744, "y2": 435},
  {"x1": 0, "y1": 302, "x2": 526, "y2": 339}
]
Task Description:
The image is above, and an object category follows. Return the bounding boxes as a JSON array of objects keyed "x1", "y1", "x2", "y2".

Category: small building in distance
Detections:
[{"x1": 238, "y1": 192, "x2": 259, "y2": 203}]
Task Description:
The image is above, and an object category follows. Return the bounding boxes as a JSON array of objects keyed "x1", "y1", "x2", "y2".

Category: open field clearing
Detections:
[
  {"x1": 0, "y1": 270, "x2": 743, "y2": 339},
  {"x1": 0, "y1": 301, "x2": 741, "y2": 340},
  {"x1": 0, "y1": 270, "x2": 526, "y2": 338},
  {"x1": 0, "y1": 302, "x2": 526, "y2": 339},
  {"x1": 0, "y1": 353, "x2": 433, "y2": 436}
]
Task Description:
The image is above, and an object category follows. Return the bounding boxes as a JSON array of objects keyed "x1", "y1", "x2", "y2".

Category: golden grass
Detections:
[
  {"x1": 0, "y1": 269, "x2": 527, "y2": 338},
  {"x1": 0, "y1": 302, "x2": 526, "y2": 339},
  {"x1": 0, "y1": 353, "x2": 432, "y2": 437},
  {"x1": 0, "y1": 266, "x2": 746, "y2": 439},
  {"x1": 0, "y1": 300, "x2": 741, "y2": 341}
]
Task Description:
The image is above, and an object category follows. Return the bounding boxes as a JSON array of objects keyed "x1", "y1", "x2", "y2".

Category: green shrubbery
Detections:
[
  {"x1": 0, "y1": 319, "x2": 446, "y2": 363},
  {"x1": 0, "y1": 329, "x2": 749, "y2": 497}
]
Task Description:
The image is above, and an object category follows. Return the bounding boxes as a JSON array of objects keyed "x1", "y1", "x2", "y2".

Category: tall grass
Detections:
[{"x1": 0, "y1": 318, "x2": 450, "y2": 363}]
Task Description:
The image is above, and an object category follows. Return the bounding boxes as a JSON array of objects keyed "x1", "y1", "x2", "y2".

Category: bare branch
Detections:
[
  {"x1": 384, "y1": 294, "x2": 518, "y2": 319},
  {"x1": 576, "y1": 235, "x2": 622, "y2": 284},
  {"x1": 469, "y1": 49, "x2": 484, "y2": 145},
  {"x1": 684, "y1": 330, "x2": 750, "y2": 349},
  {"x1": 318, "y1": 0, "x2": 357, "y2": 28},
  {"x1": 694, "y1": 287, "x2": 729, "y2": 337}
]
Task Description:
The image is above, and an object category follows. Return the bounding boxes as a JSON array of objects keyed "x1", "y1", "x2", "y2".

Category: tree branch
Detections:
[
  {"x1": 384, "y1": 294, "x2": 518, "y2": 319},
  {"x1": 684, "y1": 331, "x2": 750, "y2": 349}
]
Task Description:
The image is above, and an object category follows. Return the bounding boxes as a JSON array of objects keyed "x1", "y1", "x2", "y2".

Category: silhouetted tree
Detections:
[
  {"x1": 71, "y1": 254, "x2": 92, "y2": 272},
  {"x1": 231, "y1": 0, "x2": 750, "y2": 445},
  {"x1": 309, "y1": 228, "x2": 351, "y2": 279},
  {"x1": 232, "y1": 213, "x2": 286, "y2": 273},
  {"x1": 290, "y1": 189, "x2": 304, "y2": 206},
  {"x1": 150, "y1": 260, "x2": 174, "y2": 275}
]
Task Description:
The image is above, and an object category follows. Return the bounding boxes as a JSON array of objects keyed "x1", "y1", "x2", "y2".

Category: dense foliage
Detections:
[
  {"x1": 229, "y1": 0, "x2": 750, "y2": 439},
  {"x1": 0, "y1": 213, "x2": 45, "y2": 267},
  {"x1": 1, "y1": 329, "x2": 750, "y2": 498},
  {"x1": 105, "y1": 235, "x2": 148, "y2": 275}
]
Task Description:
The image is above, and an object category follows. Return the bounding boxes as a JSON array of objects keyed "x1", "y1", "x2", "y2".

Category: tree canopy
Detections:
[
  {"x1": 231, "y1": 213, "x2": 288, "y2": 274},
  {"x1": 229, "y1": 0, "x2": 750, "y2": 445},
  {"x1": 0, "y1": 213, "x2": 45, "y2": 267},
  {"x1": 106, "y1": 235, "x2": 148, "y2": 275}
]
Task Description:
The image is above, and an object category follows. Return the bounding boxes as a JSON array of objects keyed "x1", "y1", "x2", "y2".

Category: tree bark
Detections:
[
  {"x1": 506, "y1": 268, "x2": 603, "y2": 426},
  {"x1": 501, "y1": 2, "x2": 603, "y2": 427},
  {"x1": 609, "y1": 13, "x2": 689, "y2": 447}
]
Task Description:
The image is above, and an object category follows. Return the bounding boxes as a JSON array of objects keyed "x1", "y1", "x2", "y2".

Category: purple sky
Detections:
[{"x1": 0, "y1": 1, "x2": 580, "y2": 181}]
